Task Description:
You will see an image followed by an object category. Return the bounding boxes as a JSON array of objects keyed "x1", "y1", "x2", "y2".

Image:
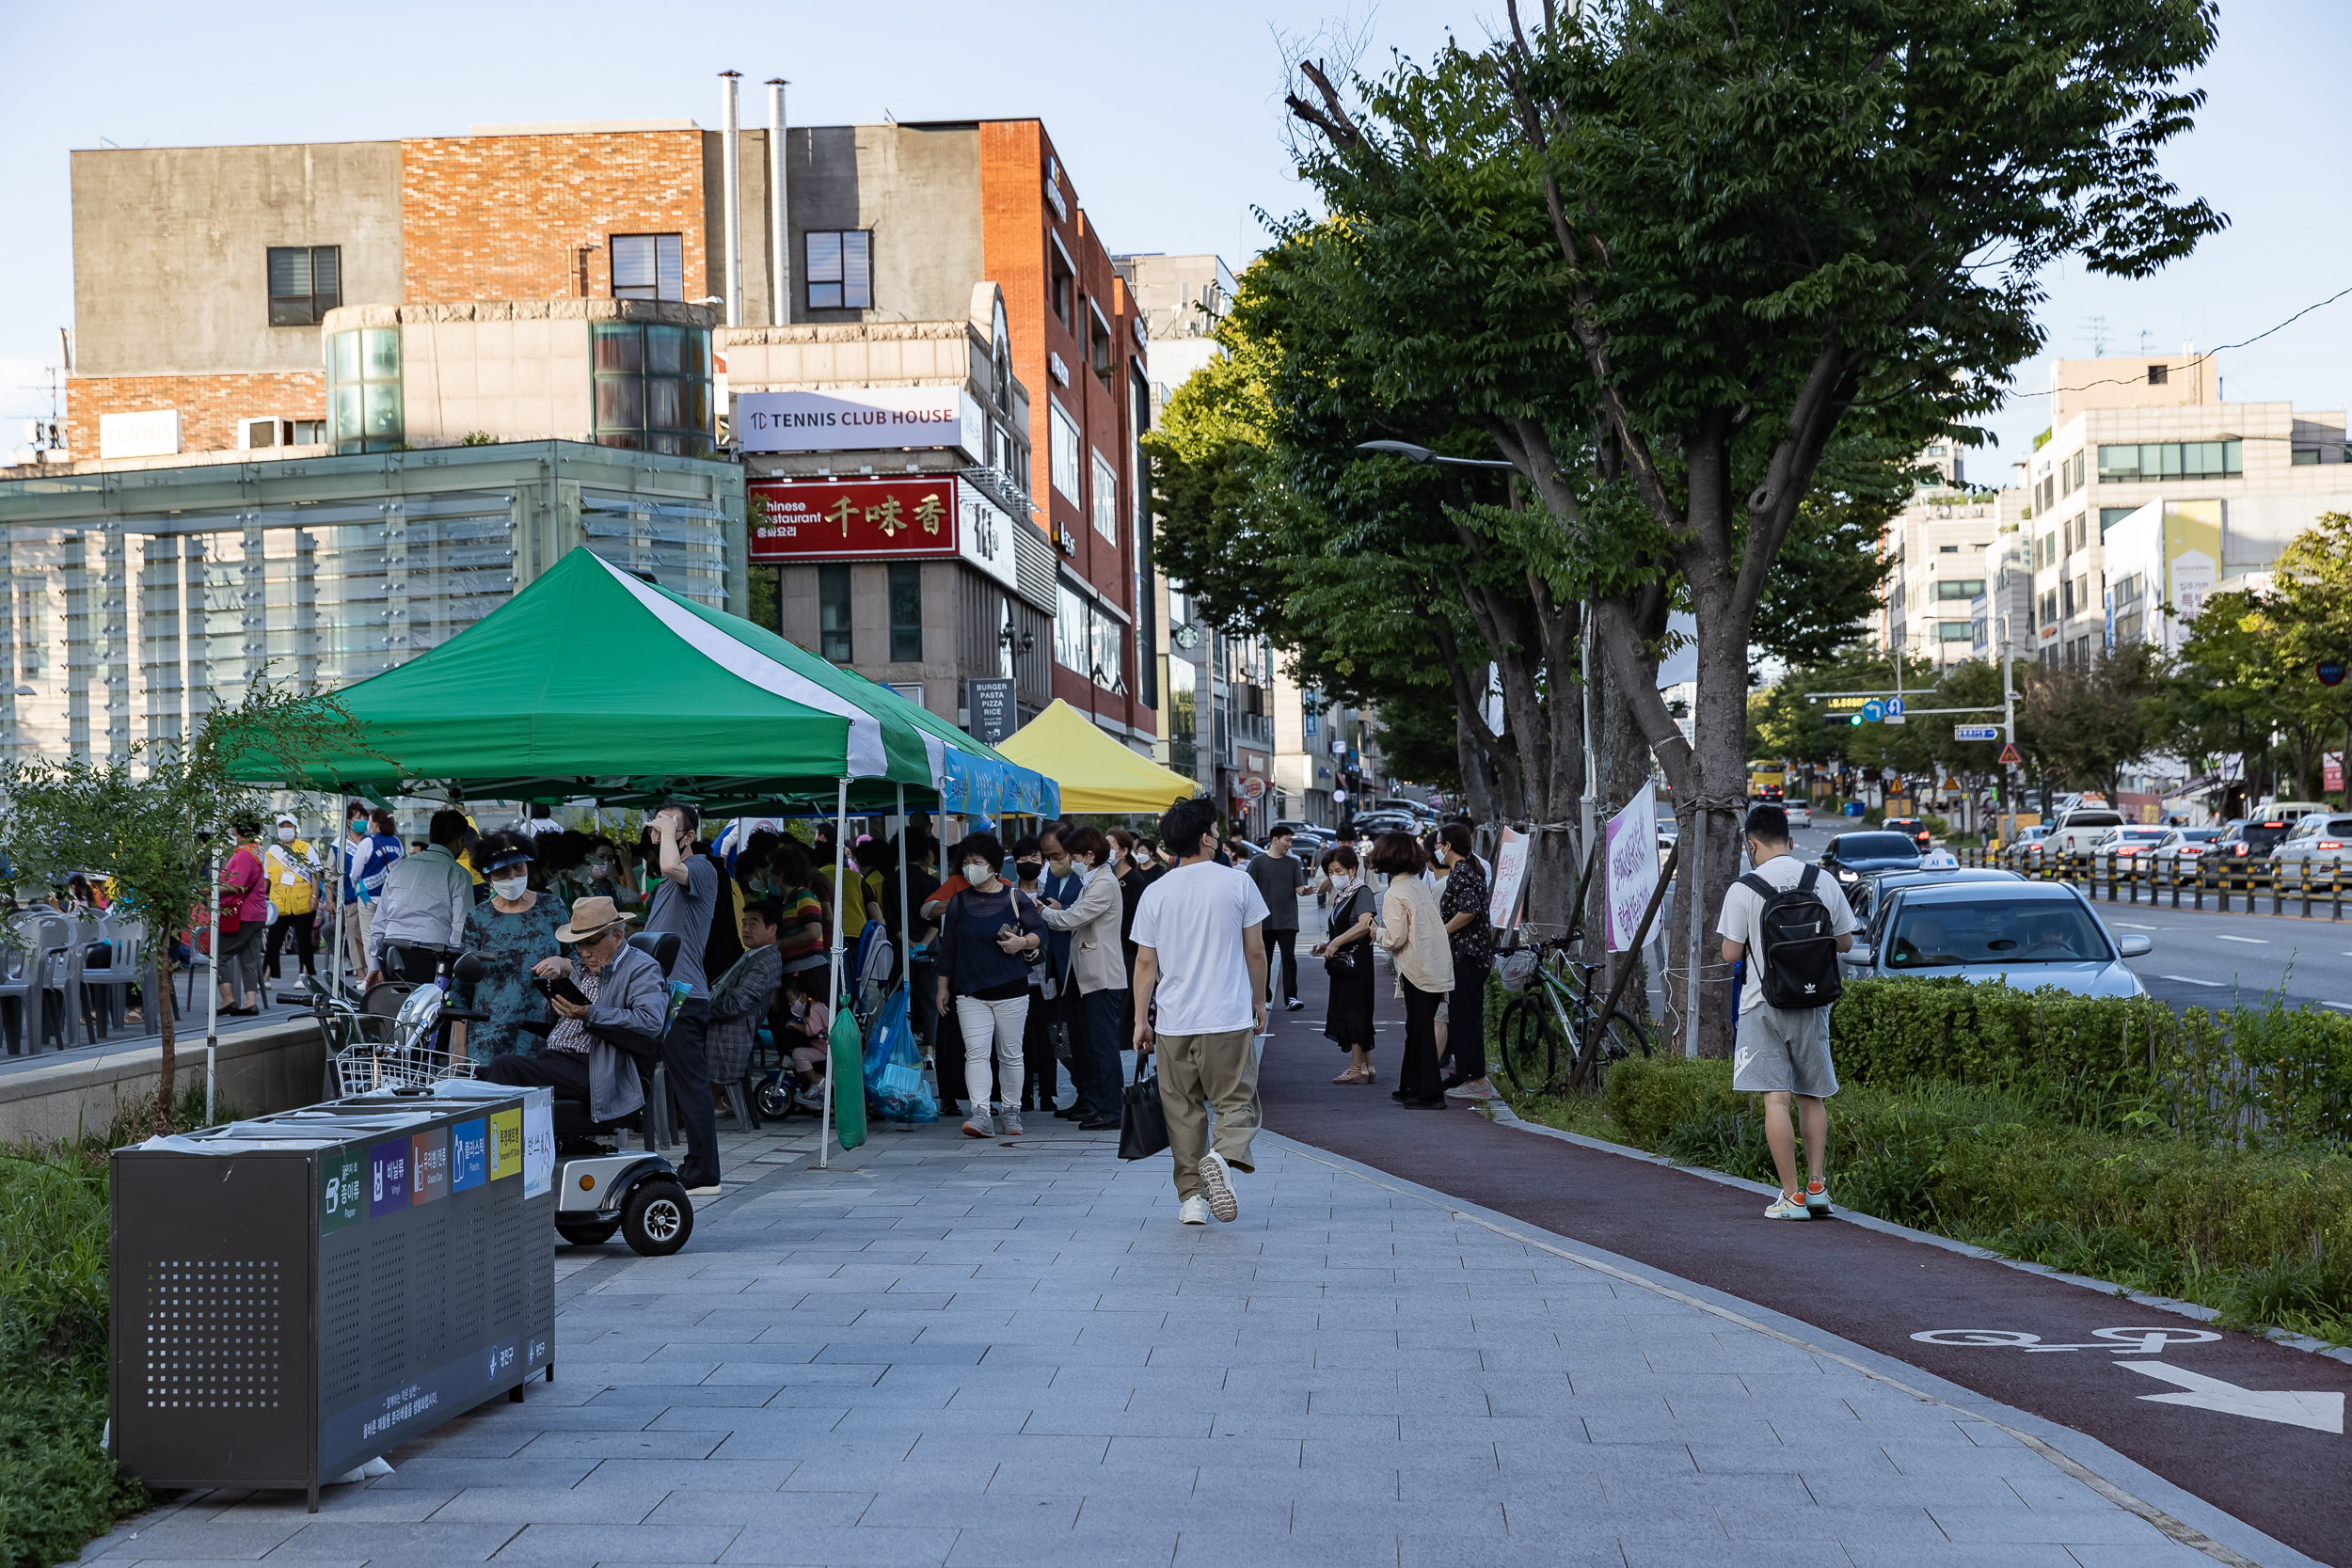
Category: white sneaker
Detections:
[
  {"x1": 1444, "y1": 1078, "x2": 1499, "y2": 1100},
  {"x1": 1179, "y1": 1196, "x2": 1212, "y2": 1225},
  {"x1": 1197, "y1": 1151, "x2": 1239, "y2": 1222}
]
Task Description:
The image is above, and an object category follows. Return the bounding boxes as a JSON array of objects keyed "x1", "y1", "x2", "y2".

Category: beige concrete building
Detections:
[
  {"x1": 1878, "y1": 442, "x2": 2000, "y2": 670},
  {"x1": 2019, "y1": 355, "x2": 2351, "y2": 666}
]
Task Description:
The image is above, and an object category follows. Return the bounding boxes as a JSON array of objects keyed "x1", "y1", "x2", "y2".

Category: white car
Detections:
[
  {"x1": 2089, "y1": 824, "x2": 2171, "y2": 863},
  {"x1": 2048, "y1": 808, "x2": 2125, "y2": 858},
  {"x1": 2270, "y1": 812, "x2": 2352, "y2": 870},
  {"x1": 2148, "y1": 827, "x2": 2219, "y2": 869},
  {"x1": 1785, "y1": 803, "x2": 1813, "y2": 829}
]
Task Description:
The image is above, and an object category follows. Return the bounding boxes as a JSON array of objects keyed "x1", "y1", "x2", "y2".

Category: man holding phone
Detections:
[
  {"x1": 643, "y1": 802, "x2": 723, "y2": 1194},
  {"x1": 478, "y1": 896, "x2": 664, "y2": 1131}
]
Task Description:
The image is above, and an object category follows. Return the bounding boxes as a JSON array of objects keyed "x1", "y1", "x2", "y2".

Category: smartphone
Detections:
[{"x1": 533, "y1": 974, "x2": 591, "y2": 1007}]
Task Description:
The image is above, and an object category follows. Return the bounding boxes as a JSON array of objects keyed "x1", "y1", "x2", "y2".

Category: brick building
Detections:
[{"x1": 56, "y1": 109, "x2": 1157, "y2": 750}]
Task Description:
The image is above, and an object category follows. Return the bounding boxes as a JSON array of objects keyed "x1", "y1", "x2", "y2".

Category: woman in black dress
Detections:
[{"x1": 1311, "y1": 845, "x2": 1379, "y2": 1085}]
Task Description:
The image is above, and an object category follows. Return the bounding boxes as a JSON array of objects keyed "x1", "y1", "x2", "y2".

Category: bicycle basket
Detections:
[
  {"x1": 1496, "y1": 949, "x2": 1542, "y2": 993},
  {"x1": 334, "y1": 1039, "x2": 475, "y2": 1095}
]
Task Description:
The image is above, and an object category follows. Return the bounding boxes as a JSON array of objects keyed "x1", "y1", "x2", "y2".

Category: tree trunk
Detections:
[
  {"x1": 1455, "y1": 719, "x2": 1504, "y2": 828},
  {"x1": 152, "y1": 952, "x2": 177, "y2": 1136}
]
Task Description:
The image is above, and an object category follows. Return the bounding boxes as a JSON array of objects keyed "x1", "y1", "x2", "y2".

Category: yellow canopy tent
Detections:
[{"x1": 997, "y1": 698, "x2": 1200, "y2": 816}]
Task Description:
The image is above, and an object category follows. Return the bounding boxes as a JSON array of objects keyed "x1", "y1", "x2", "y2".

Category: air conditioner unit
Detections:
[{"x1": 238, "y1": 416, "x2": 290, "y2": 450}]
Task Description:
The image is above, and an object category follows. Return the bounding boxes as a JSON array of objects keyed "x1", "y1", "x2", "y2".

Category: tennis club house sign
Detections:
[{"x1": 734, "y1": 387, "x2": 984, "y2": 459}]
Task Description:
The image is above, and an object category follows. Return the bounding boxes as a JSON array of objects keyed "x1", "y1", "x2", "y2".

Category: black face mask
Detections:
[{"x1": 1016, "y1": 860, "x2": 1041, "y2": 877}]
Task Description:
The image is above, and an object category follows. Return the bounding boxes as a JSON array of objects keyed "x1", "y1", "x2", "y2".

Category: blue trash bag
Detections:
[{"x1": 860, "y1": 988, "x2": 935, "y2": 1123}]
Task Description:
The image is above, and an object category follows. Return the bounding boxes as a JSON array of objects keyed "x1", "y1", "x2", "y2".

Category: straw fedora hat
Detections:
[{"x1": 555, "y1": 895, "x2": 633, "y2": 944}]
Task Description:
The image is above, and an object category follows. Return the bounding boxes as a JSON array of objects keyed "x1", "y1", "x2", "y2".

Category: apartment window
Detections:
[
  {"x1": 2061, "y1": 578, "x2": 2075, "y2": 619},
  {"x1": 805, "y1": 230, "x2": 872, "y2": 310},
  {"x1": 1056, "y1": 582, "x2": 1088, "y2": 671},
  {"x1": 1938, "y1": 544, "x2": 1959, "y2": 553},
  {"x1": 1090, "y1": 451, "x2": 1119, "y2": 542},
  {"x1": 1049, "y1": 403, "x2": 1082, "y2": 503},
  {"x1": 2113, "y1": 573, "x2": 2144, "y2": 610},
  {"x1": 268, "y1": 245, "x2": 342, "y2": 325},
  {"x1": 2096, "y1": 440, "x2": 2241, "y2": 483},
  {"x1": 592, "y1": 322, "x2": 713, "y2": 457},
  {"x1": 1939, "y1": 622, "x2": 1973, "y2": 642},
  {"x1": 887, "y1": 563, "x2": 922, "y2": 663},
  {"x1": 2294, "y1": 448, "x2": 2322, "y2": 466},
  {"x1": 1089, "y1": 606, "x2": 1123, "y2": 689},
  {"x1": 326, "y1": 326, "x2": 402, "y2": 453},
  {"x1": 2148, "y1": 363, "x2": 2169, "y2": 385},
  {"x1": 610, "y1": 233, "x2": 684, "y2": 302},
  {"x1": 1050, "y1": 248, "x2": 1075, "y2": 331},
  {"x1": 1935, "y1": 578, "x2": 1985, "y2": 601},
  {"x1": 2040, "y1": 589, "x2": 2058, "y2": 627},
  {"x1": 2100, "y1": 506, "x2": 2138, "y2": 533},
  {"x1": 818, "y1": 565, "x2": 853, "y2": 662},
  {"x1": 1089, "y1": 304, "x2": 1113, "y2": 380}
]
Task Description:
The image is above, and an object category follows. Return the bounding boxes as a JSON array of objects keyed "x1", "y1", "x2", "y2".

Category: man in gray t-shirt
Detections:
[
  {"x1": 643, "y1": 802, "x2": 722, "y2": 1193},
  {"x1": 1243, "y1": 828, "x2": 1310, "y2": 1011}
]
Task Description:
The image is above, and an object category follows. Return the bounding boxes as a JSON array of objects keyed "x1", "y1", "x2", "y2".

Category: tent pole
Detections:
[
  {"x1": 820, "y1": 775, "x2": 849, "y2": 1169},
  {"x1": 330, "y1": 794, "x2": 347, "y2": 1002},
  {"x1": 205, "y1": 840, "x2": 221, "y2": 1124},
  {"x1": 894, "y1": 784, "x2": 912, "y2": 1006}
]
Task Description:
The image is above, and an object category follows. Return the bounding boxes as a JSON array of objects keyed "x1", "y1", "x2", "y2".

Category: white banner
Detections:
[
  {"x1": 1604, "y1": 782, "x2": 1661, "y2": 954},
  {"x1": 956, "y1": 478, "x2": 1017, "y2": 589},
  {"x1": 734, "y1": 387, "x2": 983, "y2": 456},
  {"x1": 1486, "y1": 828, "x2": 1531, "y2": 931}
]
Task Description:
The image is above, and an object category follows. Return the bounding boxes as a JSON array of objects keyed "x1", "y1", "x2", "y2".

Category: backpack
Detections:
[{"x1": 1735, "y1": 865, "x2": 1843, "y2": 1009}]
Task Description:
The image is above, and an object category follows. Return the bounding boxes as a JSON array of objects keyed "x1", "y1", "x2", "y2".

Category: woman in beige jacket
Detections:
[
  {"x1": 1370, "y1": 832, "x2": 1454, "y2": 1108},
  {"x1": 1036, "y1": 825, "x2": 1128, "y2": 1131}
]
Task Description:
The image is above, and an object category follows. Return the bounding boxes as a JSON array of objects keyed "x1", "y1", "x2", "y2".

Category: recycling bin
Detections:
[{"x1": 109, "y1": 1085, "x2": 556, "y2": 1509}]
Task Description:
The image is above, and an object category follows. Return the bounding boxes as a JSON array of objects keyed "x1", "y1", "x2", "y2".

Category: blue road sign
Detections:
[
  {"x1": 1862, "y1": 699, "x2": 1886, "y2": 723},
  {"x1": 1954, "y1": 724, "x2": 2001, "y2": 742},
  {"x1": 1885, "y1": 696, "x2": 1906, "y2": 717}
]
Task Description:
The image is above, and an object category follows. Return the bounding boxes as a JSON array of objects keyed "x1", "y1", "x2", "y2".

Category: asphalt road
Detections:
[
  {"x1": 1788, "y1": 821, "x2": 2352, "y2": 1015},
  {"x1": 1262, "y1": 941, "x2": 2352, "y2": 1568}
]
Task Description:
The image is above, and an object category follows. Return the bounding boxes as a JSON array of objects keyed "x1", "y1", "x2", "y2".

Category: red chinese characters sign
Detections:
[{"x1": 746, "y1": 478, "x2": 958, "y2": 562}]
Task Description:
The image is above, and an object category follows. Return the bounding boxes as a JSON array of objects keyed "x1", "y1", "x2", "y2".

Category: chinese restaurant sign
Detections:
[{"x1": 748, "y1": 478, "x2": 958, "y2": 562}]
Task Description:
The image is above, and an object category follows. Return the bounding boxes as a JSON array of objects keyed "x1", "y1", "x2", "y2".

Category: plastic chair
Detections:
[
  {"x1": 0, "y1": 928, "x2": 41, "y2": 1056},
  {"x1": 81, "y1": 916, "x2": 147, "y2": 1038},
  {"x1": 25, "y1": 917, "x2": 77, "y2": 1051}
]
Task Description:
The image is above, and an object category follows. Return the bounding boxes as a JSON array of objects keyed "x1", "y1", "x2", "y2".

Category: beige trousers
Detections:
[{"x1": 1154, "y1": 1026, "x2": 1261, "y2": 1200}]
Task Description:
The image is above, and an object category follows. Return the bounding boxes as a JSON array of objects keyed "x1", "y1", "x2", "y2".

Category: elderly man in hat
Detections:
[{"x1": 477, "y1": 895, "x2": 664, "y2": 1149}]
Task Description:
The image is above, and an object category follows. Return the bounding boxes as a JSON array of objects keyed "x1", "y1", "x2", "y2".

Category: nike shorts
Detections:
[{"x1": 1730, "y1": 1004, "x2": 1838, "y2": 1098}]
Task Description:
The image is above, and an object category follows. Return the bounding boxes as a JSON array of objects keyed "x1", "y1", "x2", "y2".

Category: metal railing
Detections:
[{"x1": 1945, "y1": 845, "x2": 2352, "y2": 919}]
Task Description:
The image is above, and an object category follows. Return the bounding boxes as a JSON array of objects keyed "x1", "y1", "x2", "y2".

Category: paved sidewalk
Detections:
[{"x1": 79, "y1": 1115, "x2": 2240, "y2": 1568}]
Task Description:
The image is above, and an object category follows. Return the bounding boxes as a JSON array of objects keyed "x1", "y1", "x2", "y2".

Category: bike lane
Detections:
[{"x1": 1257, "y1": 958, "x2": 2352, "y2": 1567}]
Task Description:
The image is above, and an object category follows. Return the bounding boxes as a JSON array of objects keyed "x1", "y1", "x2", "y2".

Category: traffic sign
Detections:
[
  {"x1": 1998, "y1": 741, "x2": 2022, "y2": 766},
  {"x1": 1882, "y1": 714, "x2": 1907, "y2": 725},
  {"x1": 1861, "y1": 699, "x2": 1885, "y2": 722},
  {"x1": 1954, "y1": 724, "x2": 2001, "y2": 741},
  {"x1": 2320, "y1": 660, "x2": 2346, "y2": 687},
  {"x1": 1884, "y1": 696, "x2": 1906, "y2": 717}
]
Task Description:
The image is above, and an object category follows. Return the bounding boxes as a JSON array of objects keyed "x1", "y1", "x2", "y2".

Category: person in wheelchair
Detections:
[{"x1": 477, "y1": 895, "x2": 661, "y2": 1141}]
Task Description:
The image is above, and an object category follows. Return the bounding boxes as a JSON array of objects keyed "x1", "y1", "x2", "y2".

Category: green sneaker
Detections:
[{"x1": 1764, "y1": 1192, "x2": 1811, "y2": 1221}]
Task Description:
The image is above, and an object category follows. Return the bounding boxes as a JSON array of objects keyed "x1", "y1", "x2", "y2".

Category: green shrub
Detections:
[
  {"x1": 1830, "y1": 978, "x2": 2352, "y2": 1147},
  {"x1": 1591, "y1": 1055, "x2": 2352, "y2": 1341}
]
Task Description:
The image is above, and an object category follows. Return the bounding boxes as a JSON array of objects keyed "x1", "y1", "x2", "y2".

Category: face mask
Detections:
[
  {"x1": 587, "y1": 860, "x2": 613, "y2": 878},
  {"x1": 1329, "y1": 873, "x2": 1354, "y2": 893},
  {"x1": 277, "y1": 827, "x2": 296, "y2": 843},
  {"x1": 1047, "y1": 853, "x2": 1070, "y2": 870},
  {"x1": 961, "y1": 862, "x2": 993, "y2": 883},
  {"x1": 491, "y1": 876, "x2": 528, "y2": 900}
]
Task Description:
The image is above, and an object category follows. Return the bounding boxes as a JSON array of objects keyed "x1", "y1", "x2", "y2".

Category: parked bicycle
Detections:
[{"x1": 1494, "y1": 934, "x2": 1654, "y2": 1094}]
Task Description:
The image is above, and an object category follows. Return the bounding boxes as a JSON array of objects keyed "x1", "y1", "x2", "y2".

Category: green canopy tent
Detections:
[{"x1": 230, "y1": 545, "x2": 1061, "y2": 1161}]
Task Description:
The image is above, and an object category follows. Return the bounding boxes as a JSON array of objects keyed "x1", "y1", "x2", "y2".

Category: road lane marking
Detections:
[
  {"x1": 1911, "y1": 1327, "x2": 2221, "y2": 1354},
  {"x1": 2158, "y1": 975, "x2": 2228, "y2": 987},
  {"x1": 2110, "y1": 921, "x2": 2162, "y2": 930},
  {"x1": 2120, "y1": 1361, "x2": 2346, "y2": 1433},
  {"x1": 2214, "y1": 935, "x2": 2268, "y2": 944}
]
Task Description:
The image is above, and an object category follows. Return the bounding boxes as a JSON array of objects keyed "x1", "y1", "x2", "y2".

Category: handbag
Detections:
[{"x1": 1118, "y1": 1053, "x2": 1169, "y2": 1162}]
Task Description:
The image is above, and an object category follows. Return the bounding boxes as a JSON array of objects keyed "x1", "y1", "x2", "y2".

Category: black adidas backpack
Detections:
[{"x1": 1736, "y1": 864, "x2": 1843, "y2": 1009}]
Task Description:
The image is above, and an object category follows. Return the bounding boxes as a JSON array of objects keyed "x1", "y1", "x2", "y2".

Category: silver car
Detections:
[
  {"x1": 1840, "y1": 880, "x2": 2153, "y2": 998},
  {"x1": 2269, "y1": 812, "x2": 2352, "y2": 871}
]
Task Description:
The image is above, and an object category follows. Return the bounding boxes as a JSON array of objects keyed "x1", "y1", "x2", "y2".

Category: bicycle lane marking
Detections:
[{"x1": 1911, "y1": 1330, "x2": 2344, "y2": 1433}]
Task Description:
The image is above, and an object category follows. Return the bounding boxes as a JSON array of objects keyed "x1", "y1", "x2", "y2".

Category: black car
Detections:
[
  {"x1": 1817, "y1": 831, "x2": 1924, "y2": 895},
  {"x1": 2211, "y1": 819, "x2": 2294, "y2": 861},
  {"x1": 1880, "y1": 816, "x2": 1934, "y2": 851}
]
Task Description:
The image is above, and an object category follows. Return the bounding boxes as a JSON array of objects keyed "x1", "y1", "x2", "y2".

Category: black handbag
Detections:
[{"x1": 1118, "y1": 1053, "x2": 1169, "y2": 1162}]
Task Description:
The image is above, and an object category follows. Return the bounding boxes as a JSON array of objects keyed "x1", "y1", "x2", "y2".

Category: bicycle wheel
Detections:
[
  {"x1": 1586, "y1": 1009, "x2": 1655, "y2": 1091},
  {"x1": 1497, "y1": 998, "x2": 1558, "y2": 1095}
]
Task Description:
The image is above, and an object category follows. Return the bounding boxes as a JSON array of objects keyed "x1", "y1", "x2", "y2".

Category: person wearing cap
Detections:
[
  {"x1": 262, "y1": 813, "x2": 321, "y2": 994},
  {"x1": 477, "y1": 894, "x2": 660, "y2": 1134},
  {"x1": 458, "y1": 830, "x2": 573, "y2": 1063}
]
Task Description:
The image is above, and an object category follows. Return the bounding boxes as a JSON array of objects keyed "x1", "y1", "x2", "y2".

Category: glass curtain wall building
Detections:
[{"x1": 0, "y1": 441, "x2": 743, "y2": 768}]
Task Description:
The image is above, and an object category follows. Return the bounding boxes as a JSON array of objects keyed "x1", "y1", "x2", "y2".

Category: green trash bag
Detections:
[{"x1": 828, "y1": 994, "x2": 866, "y2": 1150}]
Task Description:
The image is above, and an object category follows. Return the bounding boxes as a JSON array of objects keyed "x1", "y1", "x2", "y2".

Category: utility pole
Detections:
[{"x1": 2000, "y1": 610, "x2": 2018, "y2": 829}]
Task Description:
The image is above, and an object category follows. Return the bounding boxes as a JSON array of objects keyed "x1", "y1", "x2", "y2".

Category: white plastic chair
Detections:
[
  {"x1": 81, "y1": 916, "x2": 149, "y2": 1037},
  {"x1": 0, "y1": 927, "x2": 42, "y2": 1056}
]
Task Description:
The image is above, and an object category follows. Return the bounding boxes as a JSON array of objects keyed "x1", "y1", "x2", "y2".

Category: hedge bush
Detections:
[
  {"x1": 1598, "y1": 1055, "x2": 2352, "y2": 1342},
  {"x1": 1830, "y1": 978, "x2": 2352, "y2": 1147}
]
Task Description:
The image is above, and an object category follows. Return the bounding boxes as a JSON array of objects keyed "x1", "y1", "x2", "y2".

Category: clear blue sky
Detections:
[{"x1": 5, "y1": 0, "x2": 2345, "y2": 486}]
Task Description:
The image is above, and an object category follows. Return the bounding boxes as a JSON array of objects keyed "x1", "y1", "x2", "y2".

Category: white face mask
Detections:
[
  {"x1": 1329, "y1": 872, "x2": 1354, "y2": 893},
  {"x1": 586, "y1": 859, "x2": 613, "y2": 878},
  {"x1": 277, "y1": 827, "x2": 296, "y2": 843},
  {"x1": 961, "y1": 861, "x2": 993, "y2": 884},
  {"x1": 491, "y1": 876, "x2": 529, "y2": 900}
]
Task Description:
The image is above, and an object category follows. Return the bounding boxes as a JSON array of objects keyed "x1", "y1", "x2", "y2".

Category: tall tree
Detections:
[{"x1": 1283, "y1": 0, "x2": 2220, "y2": 1051}]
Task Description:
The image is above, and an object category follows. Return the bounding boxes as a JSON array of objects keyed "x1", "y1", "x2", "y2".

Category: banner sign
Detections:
[
  {"x1": 748, "y1": 478, "x2": 958, "y2": 562},
  {"x1": 1486, "y1": 828, "x2": 1531, "y2": 932},
  {"x1": 967, "y1": 677, "x2": 1016, "y2": 744},
  {"x1": 1603, "y1": 782, "x2": 1661, "y2": 954},
  {"x1": 734, "y1": 387, "x2": 982, "y2": 456}
]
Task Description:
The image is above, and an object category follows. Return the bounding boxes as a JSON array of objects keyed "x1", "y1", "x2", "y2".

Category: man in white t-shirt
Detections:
[
  {"x1": 1131, "y1": 797, "x2": 1270, "y2": 1226},
  {"x1": 1717, "y1": 803, "x2": 1857, "y2": 1223}
]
